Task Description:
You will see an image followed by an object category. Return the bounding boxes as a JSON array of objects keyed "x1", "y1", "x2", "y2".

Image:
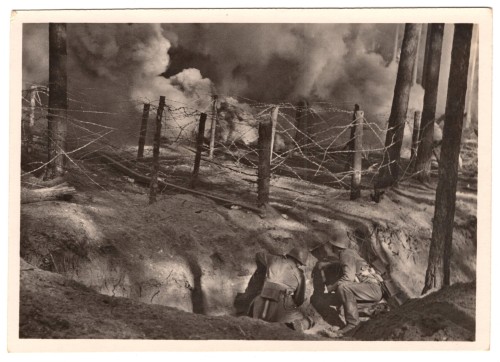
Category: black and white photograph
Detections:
[{"x1": 8, "y1": 8, "x2": 492, "y2": 351}]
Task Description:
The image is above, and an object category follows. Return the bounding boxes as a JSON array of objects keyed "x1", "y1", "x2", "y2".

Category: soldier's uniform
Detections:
[{"x1": 251, "y1": 251, "x2": 305, "y2": 323}]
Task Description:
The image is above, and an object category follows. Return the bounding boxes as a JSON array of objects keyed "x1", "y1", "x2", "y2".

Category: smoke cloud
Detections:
[{"x1": 21, "y1": 22, "x2": 476, "y2": 147}]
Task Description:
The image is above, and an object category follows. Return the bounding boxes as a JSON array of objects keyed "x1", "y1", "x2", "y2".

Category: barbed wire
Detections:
[{"x1": 20, "y1": 87, "x2": 477, "y2": 201}]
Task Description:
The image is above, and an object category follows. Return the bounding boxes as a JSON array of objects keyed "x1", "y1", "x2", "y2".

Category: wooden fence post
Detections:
[
  {"x1": 411, "y1": 110, "x2": 422, "y2": 162},
  {"x1": 137, "y1": 103, "x2": 151, "y2": 160},
  {"x1": 350, "y1": 110, "x2": 364, "y2": 200},
  {"x1": 191, "y1": 113, "x2": 208, "y2": 189},
  {"x1": 149, "y1": 96, "x2": 166, "y2": 204},
  {"x1": 209, "y1": 95, "x2": 218, "y2": 159},
  {"x1": 345, "y1": 104, "x2": 360, "y2": 172},
  {"x1": 269, "y1": 106, "x2": 279, "y2": 162},
  {"x1": 257, "y1": 118, "x2": 273, "y2": 207}
]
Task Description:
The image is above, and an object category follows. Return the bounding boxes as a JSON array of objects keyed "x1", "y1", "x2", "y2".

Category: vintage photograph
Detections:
[{"x1": 9, "y1": 8, "x2": 491, "y2": 350}]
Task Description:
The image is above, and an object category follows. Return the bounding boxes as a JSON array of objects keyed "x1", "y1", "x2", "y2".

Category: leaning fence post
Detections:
[
  {"x1": 191, "y1": 112, "x2": 208, "y2": 189},
  {"x1": 345, "y1": 104, "x2": 360, "y2": 172},
  {"x1": 149, "y1": 96, "x2": 166, "y2": 204},
  {"x1": 257, "y1": 118, "x2": 273, "y2": 207},
  {"x1": 410, "y1": 110, "x2": 422, "y2": 162},
  {"x1": 269, "y1": 106, "x2": 279, "y2": 163},
  {"x1": 209, "y1": 95, "x2": 218, "y2": 159},
  {"x1": 137, "y1": 103, "x2": 151, "y2": 160},
  {"x1": 350, "y1": 110, "x2": 364, "y2": 200}
]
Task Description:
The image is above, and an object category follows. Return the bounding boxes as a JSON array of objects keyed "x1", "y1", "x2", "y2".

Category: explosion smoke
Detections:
[{"x1": 21, "y1": 22, "x2": 477, "y2": 147}]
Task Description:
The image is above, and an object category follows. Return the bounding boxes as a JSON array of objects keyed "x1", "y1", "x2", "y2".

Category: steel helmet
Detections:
[
  {"x1": 329, "y1": 228, "x2": 349, "y2": 249},
  {"x1": 286, "y1": 247, "x2": 309, "y2": 266}
]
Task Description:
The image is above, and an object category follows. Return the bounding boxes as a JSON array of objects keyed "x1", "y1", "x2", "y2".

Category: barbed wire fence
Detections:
[{"x1": 20, "y1": 85, "x2": 470, "y2": 210}]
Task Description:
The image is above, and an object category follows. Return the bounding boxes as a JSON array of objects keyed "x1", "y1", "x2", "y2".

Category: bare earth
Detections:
[{"x1": 19, "y1": 144, "x2": 477, "y2": 341}]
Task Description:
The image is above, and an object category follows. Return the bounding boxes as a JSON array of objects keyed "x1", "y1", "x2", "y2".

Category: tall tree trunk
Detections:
[
  {"x1": 414, "y1": 24, "x2": 445, "y2": 182},
  {"x1": 45, "y1": 23, "x2": 67, "y2": 180},
  {"x1": 375, "y1": 24, "x2": 421, "y2": 189},
  {"x1": 422, "y1": 24, "x2": 473, "y2": 294},
  {"x1": 421, "y1": 24, "x2": 432, "y2": 90},
  {"x1": 393, "y1": 24, "x2": 400, "y2": 62},
  {"x1": 464, "y1": 24, "x2": 478, "y2": 130},
  {"x1": 412, "y1": 25, "x2": 422, "y2": 85}
]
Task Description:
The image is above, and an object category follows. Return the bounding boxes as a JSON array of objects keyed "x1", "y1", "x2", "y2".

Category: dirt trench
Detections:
[
  {"x1": 18, "y1": 147, "x2": 478, "y2": 341},
  {"x1": 20, "y1": 189, "x2": 477, "y2": 321}
]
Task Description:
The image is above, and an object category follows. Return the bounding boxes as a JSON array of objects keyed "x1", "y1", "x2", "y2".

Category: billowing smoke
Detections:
[
  {"x1": 21, "y1": 22, "x2": 476, "y2": 149},
  {"x1": 162, "y1": 23, "x2": 409, "y2": 117},
  {"x1": 22, "y1": 23, "x2": 213, "y2": 143}
]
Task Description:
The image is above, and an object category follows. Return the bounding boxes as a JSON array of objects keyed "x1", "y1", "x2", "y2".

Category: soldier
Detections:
[
  {"x1": 250, "y1": 247, "x2": 313, "y2": 332},
  {"x1": 316, "y1": 229, "x2": 383, "y2": 336}
]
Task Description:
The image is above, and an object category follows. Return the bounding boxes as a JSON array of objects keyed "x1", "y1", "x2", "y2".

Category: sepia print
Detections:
[{"x1": 9, "y1": 8, "x2": 492, "y2": 351}]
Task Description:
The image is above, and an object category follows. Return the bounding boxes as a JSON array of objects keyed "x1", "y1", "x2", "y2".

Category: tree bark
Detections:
[
  {"x1": 414, "y1": 24, "x2": 445, "y2": 182},
  {"x1": 421, "y1": 24, "x2": 432, "y2": 89},
  {"x1": 422, "y1": 24, "x2": 473, "y2": 294},
  {"x1": 412, "y1": 25, "x2": 422, "y2": 85},
  {"x1": 149, "y1": 96, "x2": 165, "y2": 204},
  {"x1": 45, "y1": 23, "x2": 68, "y2": 180},
  {"x1": 393, "y1": 24, "x2": 400, "y2": 62},
  {"x1": 375, "y1": 24, "x2": 422, "y2": 189},
  {"x1": 410, "y1": 110, "x2": 422, "y2": 164},
  {"x1": 464, "y1": 24, "x2": 478, "y2": 130}
]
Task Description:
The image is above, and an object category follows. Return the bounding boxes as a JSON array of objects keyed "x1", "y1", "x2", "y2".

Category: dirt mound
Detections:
[
  {"x1": 354, "y1": 282, "x2": 476, "y2": 341},
  {"x1": 19, "y1": 259, "x2": 321, "y2": 340},
  {"x1": 18, "y1": 148, "x2": 477, "y2": 340}
]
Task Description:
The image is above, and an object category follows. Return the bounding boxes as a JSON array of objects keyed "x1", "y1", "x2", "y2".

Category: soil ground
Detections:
[{"x1": 18, "y1": 139, "x2": 478, "y2": 341}]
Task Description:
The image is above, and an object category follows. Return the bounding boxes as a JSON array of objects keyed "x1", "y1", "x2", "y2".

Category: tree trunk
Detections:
[
  {"x1": 412, "y1": 25, "x2": 422, "y2": 85},
  {"x1": 464, "y1": 24, "x2": 478, "y2": 130},
  {"x1": 21, "y1": 183, "x2": 76, "y2": 204},
  {"x1": 421, "y1": 24, "x2": 432, "y2": 89},
  {"x1": 375, "y1": 24, "x2": 422, "y2": 189},
  {"x1": 410, "y1": 110, "x2": 422, "y2": 163},
  {"x1": 393, "y1": 24, "x2": 400, "y2": 62},
  {"x1": 45, "y1": 23, "x2": 68, "y2": 180},
  {"x1": 414, "y1": 24, "x2": 445, "y2": 182},
  {"x1": 422, "y1": 24, "x2": 473, "y2": 294}
]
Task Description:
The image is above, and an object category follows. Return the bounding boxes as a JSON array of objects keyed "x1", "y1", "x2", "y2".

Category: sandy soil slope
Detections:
[{"x1": 18, "y1": 144, "x2": 478, "y2": 341}]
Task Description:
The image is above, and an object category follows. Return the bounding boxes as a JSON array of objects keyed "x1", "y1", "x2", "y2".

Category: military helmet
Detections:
[
  {"x1": 286, "y1": 247, "x2": 309, "y2": 266},
  {"x1": 329, "y1": 228, "x2": 349, "y2": 249}
]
